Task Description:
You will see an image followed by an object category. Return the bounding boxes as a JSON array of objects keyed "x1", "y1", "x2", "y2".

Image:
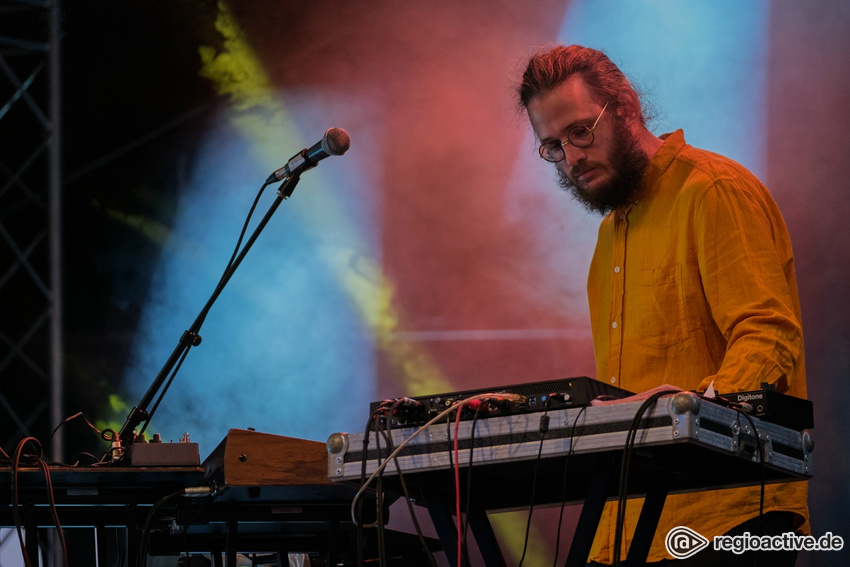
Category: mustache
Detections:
[{"x1": 568, "y1": 161, "x2": 600, "y2": 179}]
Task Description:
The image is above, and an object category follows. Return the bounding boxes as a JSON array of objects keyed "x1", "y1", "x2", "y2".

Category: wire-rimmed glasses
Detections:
[{"x1": 538, "y1": 101, "x2": 609, "y2": 163}]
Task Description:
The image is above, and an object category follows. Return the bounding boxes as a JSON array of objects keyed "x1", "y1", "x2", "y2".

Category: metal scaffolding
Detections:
[{"x1": 0, "y1": 0, "x2": 63, "y2": 461}]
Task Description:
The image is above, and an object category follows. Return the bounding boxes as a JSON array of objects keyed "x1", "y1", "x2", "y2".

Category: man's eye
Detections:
[{"x1": 569, "y1": 126, "x2": 592, "y2": 140}]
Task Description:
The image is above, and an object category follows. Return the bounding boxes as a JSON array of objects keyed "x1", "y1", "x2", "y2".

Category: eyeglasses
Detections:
[{"x1": 538, "y1": 101, "x2": 609, "y2": 163}]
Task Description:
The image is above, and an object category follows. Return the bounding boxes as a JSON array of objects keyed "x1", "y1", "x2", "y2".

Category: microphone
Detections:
[{"x1": 266, "y1": 127, "x2": 351, "y2": 183}]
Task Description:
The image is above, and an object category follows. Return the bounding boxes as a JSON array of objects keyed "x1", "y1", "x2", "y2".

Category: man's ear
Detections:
[{"x1": 615, "y1": 91, "x2": 641, "y2": 123}]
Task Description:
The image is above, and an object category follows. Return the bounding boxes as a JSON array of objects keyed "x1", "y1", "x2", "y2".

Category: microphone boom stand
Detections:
[{"x1": 107, "y1": 174, "x2": 302, "y2": 463}]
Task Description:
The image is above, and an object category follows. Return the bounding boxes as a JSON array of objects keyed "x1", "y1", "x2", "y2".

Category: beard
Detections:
[{"x1": 557, "y1": 118, "x2": 651, "y2": 216}]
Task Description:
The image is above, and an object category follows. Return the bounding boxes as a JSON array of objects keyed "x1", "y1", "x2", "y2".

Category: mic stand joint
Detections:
[{"x1": 180, "y1": 330, "x2": 203, "y2": 347}]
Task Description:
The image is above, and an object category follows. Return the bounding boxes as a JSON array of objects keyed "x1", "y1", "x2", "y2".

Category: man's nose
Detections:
[{"x1": 561, "y1": 142, "x2": 587, "y2": 168}]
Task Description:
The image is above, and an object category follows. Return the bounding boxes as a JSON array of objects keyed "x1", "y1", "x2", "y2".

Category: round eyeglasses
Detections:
[{"x1": 538, "y1": 101, "x2": 609, "y2": 163}]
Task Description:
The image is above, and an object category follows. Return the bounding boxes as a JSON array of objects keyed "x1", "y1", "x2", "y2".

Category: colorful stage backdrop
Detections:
[{"x1": 45, "y1": 1, "x2": 850, "y2": 565}]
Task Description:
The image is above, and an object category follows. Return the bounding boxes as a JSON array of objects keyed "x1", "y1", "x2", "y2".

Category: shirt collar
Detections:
[
  {"x1": 639, "y1": 129, "x2": 687, "y2": 195},
  {"x1": 614, "y1": 130, "x2": 687, "y2": 217}
]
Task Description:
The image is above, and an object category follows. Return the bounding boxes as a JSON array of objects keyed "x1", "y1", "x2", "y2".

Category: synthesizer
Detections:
[
  {"x1": 369, "y1": 376, "x2": 633, "y2": 429},
  {"x1": 328, "y1": 391, "x2": 813, "y2": 507}
]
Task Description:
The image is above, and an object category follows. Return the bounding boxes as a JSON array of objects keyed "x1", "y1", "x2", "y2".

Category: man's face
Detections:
[{"x1": 526, "y1": 76, "x2": 648, "y2": 214}]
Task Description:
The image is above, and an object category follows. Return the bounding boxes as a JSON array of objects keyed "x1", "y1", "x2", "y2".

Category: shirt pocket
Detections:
[{"x1": 633, "y1": 265, "x2": 690, "y2": 349}]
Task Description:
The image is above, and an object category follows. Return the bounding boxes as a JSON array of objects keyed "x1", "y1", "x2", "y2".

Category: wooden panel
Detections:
[{"x1": 204, "y1": 429, "x2": 333, "y2": 487}]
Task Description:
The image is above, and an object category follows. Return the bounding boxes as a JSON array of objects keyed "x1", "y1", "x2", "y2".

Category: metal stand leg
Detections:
[
  {"x1": 225, "y1": 518, "x2": 238, "y2": 567},
  {"x1": 421, "y1": 488, "x2": 459, "y2": 567},
  {"x1": 624, "y1": 472, "x2": 669, "y2": 566},
  {"x1": 564, "y1": 455, "x2": 615, "y2": 567},
  {"x1": 465, "y1": 496, "x2": 506, "y2": 567},
  {"x1": 419, "y1": 483, "x2": 507, "y2": 567},
  {"x1": 24, "y1": 504, "x2": 39, "y2": 565}
]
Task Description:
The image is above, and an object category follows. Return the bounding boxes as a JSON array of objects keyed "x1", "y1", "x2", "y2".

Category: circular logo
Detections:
[{"x1": 665, "y1": 526, "x2": 710, "y2": 559}]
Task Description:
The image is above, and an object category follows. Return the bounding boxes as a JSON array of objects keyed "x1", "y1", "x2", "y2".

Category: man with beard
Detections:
[{"x1": 517, "y1": 45, "x2": 808, "y2": 566}]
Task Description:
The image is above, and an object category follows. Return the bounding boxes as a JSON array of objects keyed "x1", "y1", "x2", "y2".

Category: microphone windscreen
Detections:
[{"x1": 323, "y1": 127, "x2": 351, "y2": 156}]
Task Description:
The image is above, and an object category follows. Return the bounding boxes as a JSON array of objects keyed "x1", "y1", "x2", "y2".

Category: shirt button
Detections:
[
  {"x1": 610, "y1": 377, "x2": 617, "y2": 384},
  {"x1": 614, "y1": 266, "x2": 621, "y2": 274},
  {"x1": 612, "y1": 321, "x2": 618, "y2": 329}
]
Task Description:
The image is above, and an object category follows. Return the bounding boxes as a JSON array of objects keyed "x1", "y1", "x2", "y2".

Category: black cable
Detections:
[
  {"x1": 552, "y1": 405, "x2": 587, "y2": 567},
  {"x1": 733, "y1": 410, "x2": 766, "y2": 513},
  {"x1": 446, "y1": 409, "x2": 455, "y2": 478},
  {"x1": 71, "y1": 452, "x2": 100, "y2": 467},
  {"x1": 356, "y1": 409, "x2": 381, "y2": 567},
  {"x1": 348, "y1": 395, "x2": 506, "y2": 560},
  {"x1": 223, "y1": 182, "x2": 269, "y2": 278},
  {"x1": 355, "y1": 403, "x2": 402, "y2": 566},
  {"x1": 44, "y1": 411, "x2": 113, "y2": 464},
  {"x1": 114, "y1": 179, "x2": 283, "y2": 455},
  {"x1": 442, "y1": 403, "x2": 459, "y2": 563},
  {"x1": 379, "y1": 403, "x2": 439, "y2": 567},
  {"x1": 734, "y1": 408, "x2": 767, "y2": 567},
  {"x1": 613, "y1": 389, "x2": 679, "y2": 566},
  {"x1": 137, "y1": 490, "x2": 185, "y2": 567},
  {"x1": 371, "y1": 397, "x2": 442, "y2": 566},
  {"x1": 697, "y1": 395, "x2": 767, "y2": 516},
  {"x1": 45, "y1": 412, "x2": 83, "y2": 459},
  {"x1": 460, "y1": 402, "x2": 486, "y2": 567},
  {"x1": 373, "y1": 400, "x2": 420, "y2": 567},
  {"x1": 373, "y1": 416, "x2": 387, "y2": 567},
  {"x1": 141, "y1": 347, "x2": 192, "y2": 438},
  {"x1": 198, "y1": 181, "x2": 271, "y2": 331},
  {"x1": 518, "y1": 405, "x2": 552, "y2": 567}
]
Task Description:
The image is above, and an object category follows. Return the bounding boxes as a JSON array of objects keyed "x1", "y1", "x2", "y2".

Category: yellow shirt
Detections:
[{"x1": 587, "y1": 130, "x2": 809, "y2": 564}]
